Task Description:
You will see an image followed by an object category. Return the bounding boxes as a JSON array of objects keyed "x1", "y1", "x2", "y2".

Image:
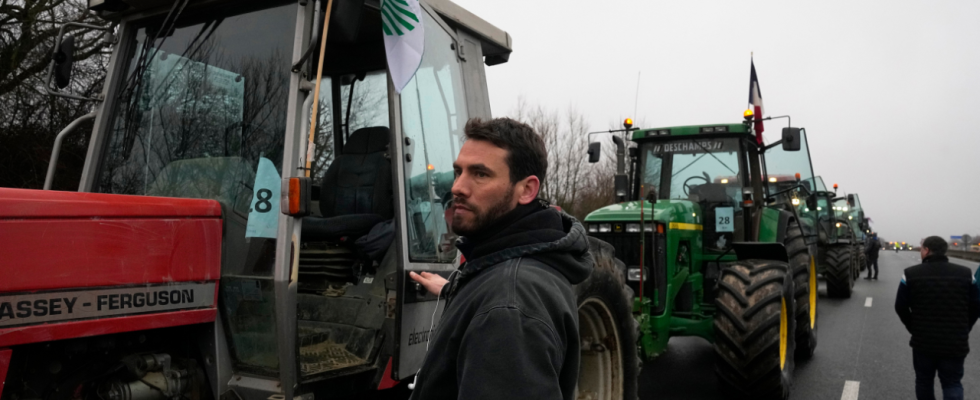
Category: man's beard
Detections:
[{"x1": 452, "y1": 185, "x2": 515, "y2": 237}]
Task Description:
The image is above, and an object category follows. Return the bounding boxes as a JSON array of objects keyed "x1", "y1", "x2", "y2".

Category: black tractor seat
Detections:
[{"x1": 302, "y1": 126, "x2": 393, "y2": 242}]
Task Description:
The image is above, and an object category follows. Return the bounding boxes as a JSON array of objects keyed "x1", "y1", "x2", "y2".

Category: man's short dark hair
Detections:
[
  {"x1": 463, "y1": 118, "x2": 547, "y2": 184},
  {"x1": 922, "y1": 236, "x2": 948, "y2": 256}
]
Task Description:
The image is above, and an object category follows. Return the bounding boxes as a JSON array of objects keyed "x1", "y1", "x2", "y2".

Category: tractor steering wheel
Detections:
[{"x1": 683, "y1": 172, "x2": 711, "y2": 197}]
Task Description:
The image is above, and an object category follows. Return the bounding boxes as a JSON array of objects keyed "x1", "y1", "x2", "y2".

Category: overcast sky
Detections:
[{"x1": 454, "y1": 0, "x2": 980, "y2": 246}]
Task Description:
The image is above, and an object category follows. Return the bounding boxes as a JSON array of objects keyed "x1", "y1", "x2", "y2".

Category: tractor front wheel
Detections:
[
  {"x1": 576, "y1": 237, "x2": 640, "y2": 400},
  {"x1": 824, "y1": 246, "x2": 854, "y2": 298},
  {"x1": 714, "y1": 259, "x2": 797, "y2": 400}
]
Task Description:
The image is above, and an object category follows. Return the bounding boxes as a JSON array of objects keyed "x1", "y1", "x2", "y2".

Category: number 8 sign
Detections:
[{"x1": 246, "y1": 157, "x2": 281, "y2": 239}]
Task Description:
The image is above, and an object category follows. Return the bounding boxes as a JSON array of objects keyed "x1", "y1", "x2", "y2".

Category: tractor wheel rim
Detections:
[
  {"x1": 809, "y1": 256, "x2": 817, "y2": 328},
  {"x1": 779, "y1": 298, "x2": 788, "y2": 370},
  {"x1": 576, "y1": 297, "x2": 623, "y2": 400}
]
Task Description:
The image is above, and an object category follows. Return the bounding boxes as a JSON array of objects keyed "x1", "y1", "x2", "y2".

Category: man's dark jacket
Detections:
[
  {"x1": 865, "y1": 238, "x2": 880, "y2": 260},
  {"x1": 409, "y1": 201, "x2": 593, "y2": 400},
  {"x1": 894, "y1": 254, "x2": 980, "y2": 357}
]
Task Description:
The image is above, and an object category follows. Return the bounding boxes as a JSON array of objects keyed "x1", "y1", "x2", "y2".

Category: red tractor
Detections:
[{"x1": 0, "y1": 1, "x2": 637, "y2": 400}]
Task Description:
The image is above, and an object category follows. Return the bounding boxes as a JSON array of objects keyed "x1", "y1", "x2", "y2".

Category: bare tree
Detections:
[
  {"x1": 510, "y1": 97, "x2": 617, "y2": 221},
  {"x1": 0, "y1": 0, "x2": 110, "y2": 189}
]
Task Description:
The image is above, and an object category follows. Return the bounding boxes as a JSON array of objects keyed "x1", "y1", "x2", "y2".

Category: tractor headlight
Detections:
[
  {"x1": 627, "y1": 267, "x2": 645, "y2": 281},
  {"x1": 626, "y1": 223, "x2": 641, "y2": 233},
  {"x1": 599, "y1": 223, "x2": 612, "y2": 233},
  {"x1": 588, "y1": 224, "x2": 598, "y2": 233}
]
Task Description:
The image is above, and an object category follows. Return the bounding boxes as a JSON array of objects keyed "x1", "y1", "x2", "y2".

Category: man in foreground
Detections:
[
  {"x1": 895, "y1": 236, "x2": 980, "y2": 400},
  {"x1": 408, "y1": 118, "x2": 592, "y2": 400}
]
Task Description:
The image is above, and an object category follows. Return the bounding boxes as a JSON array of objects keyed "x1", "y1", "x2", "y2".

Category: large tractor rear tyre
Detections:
[
  {"x1": 858, "y1": 249, "x2": 868, "y2": 273},
  {"x1": 577, "y1": 237, "x2": 640, "y2": 400},
  {"x1": 824, "y1": 246, "x2": 854, "y2": 298},
  {"x1": 786, "y1": 221, "x2": 817, "y2": 360},
  {"x1": 714, "y1": 259, "x2": 797, "y2": 400}
]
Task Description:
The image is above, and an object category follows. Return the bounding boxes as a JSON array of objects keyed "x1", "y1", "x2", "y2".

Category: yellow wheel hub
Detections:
[
  {"x1": 809, "y1": 256, "x2": 817, "y2": 328},
  {"x1": 779, "y1": 298, "x2": 788, "y2": 370}
]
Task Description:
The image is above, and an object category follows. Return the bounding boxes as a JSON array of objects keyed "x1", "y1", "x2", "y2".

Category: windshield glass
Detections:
[
  {"x1": 642, "y1": 138, "x2": 742, "y2": 200},
  {"x1": 97, "y1": 4, "x2": 296, "y2": 209},
  {"x1": 764, "y1": 128, "x2": 814, "y2": 194}
]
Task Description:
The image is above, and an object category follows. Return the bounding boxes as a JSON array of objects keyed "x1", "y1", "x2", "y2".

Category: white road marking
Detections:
[
  {"x1": 865, "y1": 297, "x2": 873, "y2": 307},
  {"x1": 841, "y1": 380, "x2": 861, "y2": 400}
]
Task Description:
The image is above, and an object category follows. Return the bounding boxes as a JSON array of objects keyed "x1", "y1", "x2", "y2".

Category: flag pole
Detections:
[{"x1": 305, "y1": 0, "x2": 335, "y2": 178}]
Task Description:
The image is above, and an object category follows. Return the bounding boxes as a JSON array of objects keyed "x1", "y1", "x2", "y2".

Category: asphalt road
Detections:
[{"x1": 638, "y1": 251, "x2": 980, "y2": 400}]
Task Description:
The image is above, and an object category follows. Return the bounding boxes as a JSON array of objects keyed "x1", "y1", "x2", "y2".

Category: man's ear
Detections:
[{"x1": 515, "y1": 175, "x2": 541, "y2": 205}]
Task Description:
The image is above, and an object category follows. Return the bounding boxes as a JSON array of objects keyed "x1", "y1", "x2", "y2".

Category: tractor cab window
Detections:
[
  {"x1": 644, "y1": 138, "x2": 745, "y2": 250},
  {"x1": 95, "y1": 3, "x2": 298, "y2": 375},
  {"x1": 643, "y1": 138, "x2": 743, "y2": 202}
]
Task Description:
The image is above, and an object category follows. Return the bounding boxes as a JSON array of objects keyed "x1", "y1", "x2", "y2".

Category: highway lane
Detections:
[{"x1": 638, "y1": 251, "x2": 980, "y2": 400}]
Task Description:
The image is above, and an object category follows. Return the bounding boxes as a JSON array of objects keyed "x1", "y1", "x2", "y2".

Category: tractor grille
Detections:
[{"x1": 589, "y1": 230, "x2": 667, "y2": 315}]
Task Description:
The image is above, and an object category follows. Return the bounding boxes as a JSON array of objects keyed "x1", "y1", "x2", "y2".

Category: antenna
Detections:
[{"x1": 633, "y1": 71, "x2": 641, "y2": 121}]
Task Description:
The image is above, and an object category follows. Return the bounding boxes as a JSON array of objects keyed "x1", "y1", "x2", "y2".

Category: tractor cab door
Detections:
[
  {"x1": 762, "y1": 127, "x2": 817, "y2": 245},
  {"x1": 389, "y1": 5, "x2": 479, "y2": 380}
]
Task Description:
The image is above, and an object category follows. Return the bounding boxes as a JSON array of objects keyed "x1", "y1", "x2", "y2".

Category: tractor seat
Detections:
[{"x1": 302, "y1": 127, "x2": 393, "y2": 242}]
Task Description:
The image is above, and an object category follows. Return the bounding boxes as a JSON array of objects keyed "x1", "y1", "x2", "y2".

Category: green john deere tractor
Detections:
[
  {"x1": 797, "y1": 178, "x2": 864, "y2": 298},
  {"x1": 584, "y1": 114, "x2": 818, "y2": 399},
  {"x1": 834, "y1": 193, "x2": 871, "y2": 273}
]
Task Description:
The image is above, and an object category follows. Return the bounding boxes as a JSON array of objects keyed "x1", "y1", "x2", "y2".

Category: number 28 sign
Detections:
[
  {"x1": 246, "y1": 157, "x2": 281, "y2": 239},
  {"x1": 715, "y1": 207, "x2": 734, "y2": 233}
]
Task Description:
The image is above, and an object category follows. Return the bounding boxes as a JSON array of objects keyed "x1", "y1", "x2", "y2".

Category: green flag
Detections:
[{"x1": 382, "y1": 0, "x2": 424, "y2": 93}]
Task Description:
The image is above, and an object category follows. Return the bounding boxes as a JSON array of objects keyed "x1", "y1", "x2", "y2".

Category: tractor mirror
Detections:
[
  {"x1": 588, "y1": 142, "x2": 601, "y2": 163},
  {"x1": 805, "y1": 195, "x2": 817, "y2": 210},
  {"x1": 847, "y1": 194, "x2": 856, "y2": 207},
  {"x1": 53, "y1": 34, "x2": 76, "y2": 89},
  {"x1": 781, "y1": 127, "x2": 801, "y2": 151}
]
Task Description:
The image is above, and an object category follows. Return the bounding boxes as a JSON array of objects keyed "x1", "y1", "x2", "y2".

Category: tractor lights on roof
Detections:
[
  {"x1": 743, "y1": 109, "x2": 754, "y2": 120},
  {"x1": 768, "y1": 177, "x2": 777, "y2": 183},
  {"x1": 624, "y1": 118, "x2": 633, "y2": 129},
  {"x1": 645, "y1": 129, "x2": 671, "y2": 137},
  {"x1": 791, "y1": 198, "x2": 800, "y2": 206},
  {"x1": 699, "y1": 126, "x2": 729, "y2": 133}
]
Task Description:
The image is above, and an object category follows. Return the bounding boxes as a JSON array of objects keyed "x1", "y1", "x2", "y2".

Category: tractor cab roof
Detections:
[
  {"x1": 90, "y1": 0, "x2": 512, "y2": 65},
  {"x1": 631, "y1": 122, "x2": 751, "y2": 141}
]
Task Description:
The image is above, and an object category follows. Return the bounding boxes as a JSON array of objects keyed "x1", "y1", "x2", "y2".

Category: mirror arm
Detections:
[
  {"x1": 45, "y1": 22, "x2": 112, "y2": 102},
  {"x1": 44, "y1": 108, "x2": 100, "y2": 190},
  {"x1": 762, "y1": 139, "x2": 784, "y2": 151}
]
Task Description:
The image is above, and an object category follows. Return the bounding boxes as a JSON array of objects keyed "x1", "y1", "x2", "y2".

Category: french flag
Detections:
[{"x1": 748, "y1": 59, "x2": 765, "y2": 144}]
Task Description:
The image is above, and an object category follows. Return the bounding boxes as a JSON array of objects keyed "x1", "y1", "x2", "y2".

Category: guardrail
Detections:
[{"x1": 948, "y1": 249, "x2": 980, "y2": 262}]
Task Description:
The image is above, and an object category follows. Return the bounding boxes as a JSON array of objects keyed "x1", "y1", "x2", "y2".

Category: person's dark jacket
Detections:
[
  {"x1": 865, "y1": 238, "x2": 880, "y2": 260},
  {"x1": 409, "y1": 200, "x2": 593, "y2": 400},
  {"x1": 895, "y1": 255, "x2": 980, "y2": 357}
]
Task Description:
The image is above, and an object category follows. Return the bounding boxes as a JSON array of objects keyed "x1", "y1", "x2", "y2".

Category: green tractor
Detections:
[
  {"x1": 797, "y1": 179, "x2": 864, "y2": 298},
  {"x1": 583, "y1": 114, "x2": 818, "y2": 399},
  {"x1": 834, "y1": 193, "x2": 872, "y2": 275}
]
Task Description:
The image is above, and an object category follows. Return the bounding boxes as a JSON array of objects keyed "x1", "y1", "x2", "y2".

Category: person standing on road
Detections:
[
  {"x1": 407, "y1": 118, "x2": 592, "y2": 400},
  {"x1": 895, "y1": 236, "x2": 980, "y2": 400},
  {"x1": 865, "y1": 232, "x2": 881, "y2": 280}
]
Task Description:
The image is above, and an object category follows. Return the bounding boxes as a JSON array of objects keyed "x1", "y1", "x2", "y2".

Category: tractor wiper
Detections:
[{"x1": 693, "y1": 141, "x2": 737, "y2": 175}]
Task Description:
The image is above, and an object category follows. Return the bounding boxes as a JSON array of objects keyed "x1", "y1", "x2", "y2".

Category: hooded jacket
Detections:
[{"x1": 409, "y1": 200, "x2": 593, "y2": 400}]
